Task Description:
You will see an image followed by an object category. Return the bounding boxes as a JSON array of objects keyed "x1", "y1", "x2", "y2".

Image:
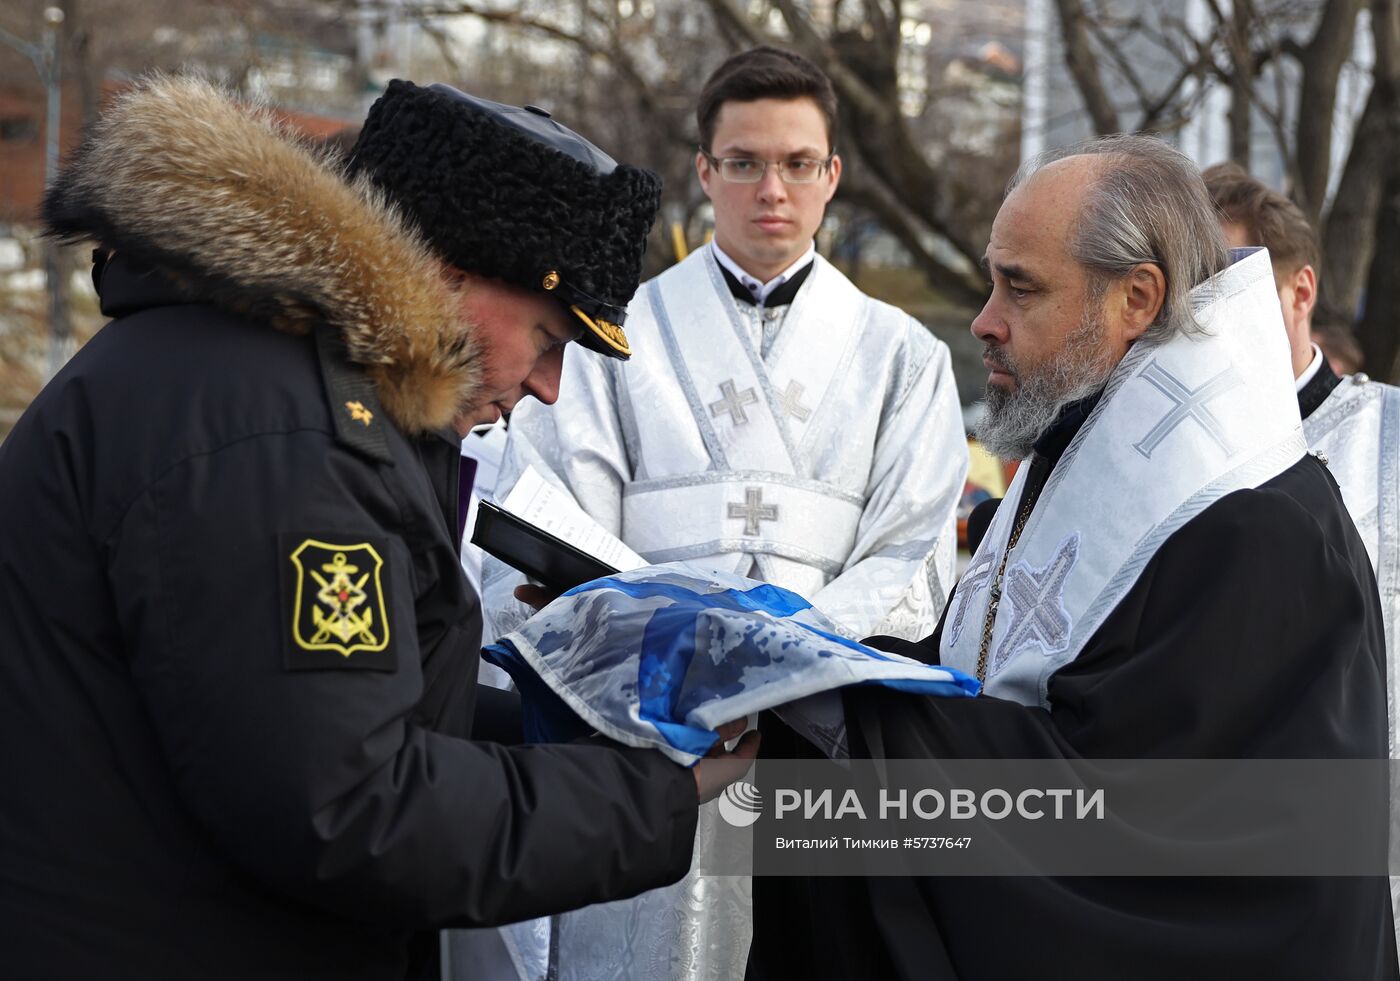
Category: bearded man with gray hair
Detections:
[{"x1": 748, "y1": 134, "x2": 1396, "y2": 980}]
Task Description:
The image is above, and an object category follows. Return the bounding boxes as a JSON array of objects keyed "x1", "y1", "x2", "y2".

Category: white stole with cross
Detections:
[
  {"x1": 941, "y1": 248, "x2": 1306, "y2": 707},
  {"x1": 617, "y1": 245, "x2": 872, "y2": 600}
]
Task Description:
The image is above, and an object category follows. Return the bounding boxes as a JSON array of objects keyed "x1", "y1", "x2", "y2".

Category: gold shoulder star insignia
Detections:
[{"x1": 345, "y1": 400, "x2": 373, "y2": 426}]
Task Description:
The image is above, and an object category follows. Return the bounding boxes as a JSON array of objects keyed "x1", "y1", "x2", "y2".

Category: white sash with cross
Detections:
[
  {"x1": 941, "y1": 248, "x2": 1306, "y2": 707},
  {"x1": 618, "y1": 245, "x2": 870, "y2": 597}
]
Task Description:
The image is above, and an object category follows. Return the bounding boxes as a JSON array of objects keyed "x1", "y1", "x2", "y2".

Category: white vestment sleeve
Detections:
[
  {"x1": 480, "y1": 347, "x2": 631, "y2": 643},
  {"x1": 808, "y1": 331, "x2": 968, "y2": 640}
]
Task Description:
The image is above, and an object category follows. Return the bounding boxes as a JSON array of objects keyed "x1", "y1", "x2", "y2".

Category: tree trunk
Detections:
[
  {"x1": 836, "y1": 180, "x2": 987, "y2": 307},
  {"x1": 1053, "y1": 0, "x2": 1120, "y2": 135},
  {"x1": 1294, "y1": 0, "x2": 1366, "y2": 221},
  {"x1": 1354, "y1": 167, "x2": 1400, "y2": 381},
  {"x1": 60, "y1": 0, "x2": 97, "y2": 125},
  {"x1": 1317, "y1": 86, "x2": 1392, "y2": 321},
  {"x1": 1224, "y1": 2, "x2": 1257, "y2": 165},
  {"x1": 1350, "y1": 0, "x2": 1400, "y2": 378},
  {"x1": 1228, "y1": 68, "x2": 1253, "y2": 165}
]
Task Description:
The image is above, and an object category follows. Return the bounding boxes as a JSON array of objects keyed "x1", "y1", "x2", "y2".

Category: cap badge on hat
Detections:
[
  {"x1": 541, "y1": 268, "x2": 631, "y2": 357},
  {"x1": 570, "y1": 304, "x2": 631, "y2": 357}
]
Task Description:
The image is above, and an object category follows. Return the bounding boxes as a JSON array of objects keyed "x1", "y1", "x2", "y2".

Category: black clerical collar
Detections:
[
  {"x1": 1297, "y1": 353, "x2": 1341, "y2": 420},
  {"x1": 1031, "y1": 388, "x2": 1106, "y2": 468},
  {"x1": 718, "y1": 260, "x2": 815, "y2": 309}
]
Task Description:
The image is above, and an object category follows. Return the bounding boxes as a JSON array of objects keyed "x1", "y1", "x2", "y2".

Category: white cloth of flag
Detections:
[{"x1": 484, "y1": 564, "x2": 980, "y2": 766}]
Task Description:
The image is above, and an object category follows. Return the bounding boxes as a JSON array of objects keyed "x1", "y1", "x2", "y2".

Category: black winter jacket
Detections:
[{"x1": 0, "y1": 76, "x2": 696, "y2": 981}]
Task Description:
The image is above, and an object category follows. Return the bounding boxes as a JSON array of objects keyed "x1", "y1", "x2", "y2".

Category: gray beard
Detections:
[{"x1": 974, "y1": 312, "x2": 1116, "y2": 460}]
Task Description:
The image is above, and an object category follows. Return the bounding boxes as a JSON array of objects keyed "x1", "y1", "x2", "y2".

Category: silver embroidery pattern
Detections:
[
  {"x1": 610, "y1": 358, "x2": 645, "y2": 479},
  {"x1": 778, "y1": 381, "x2": 814, "y2": 422},
  {"x1": 1378, "y1": 387, "x2": 1400, "y2": 757},
  {"x1": 706, "y1": 252, "x2": 802, "y2": 464},
  {"x1": 727, "y1": 487, "x2": 779, "y2": 535},
  {"x1": 870, "y1": 538, "x2": 942, "y2": 561},
  {"x1": 1134, "y1": 361, "x2": 1243, "y2": 460},
  {"x1": 708, "y1": 379, "x2": 759, "y2": 426},
  {"x1": 926, "y1": 547, "x2": 947, "y2": 618},
  {"x1": 622, "y1": 469, "x2": 865, "y2": 507},
  {"x1": 650, "y1": 279, "x2": 728, "y2": 469},
  {"x1": 866, "y1": 544, "x2": 948, "y2": 643},
  {"x1": 1303, "y1": 380, "x2": 1380, "y2": 443},
  {"x1": 642, "y1": 540, "x2": 846, "y2": 577},
  {"x1": 992, "y1": 533, "x2": 1080, "y2": 675},
  {"x1": 949, "y1": 549, "x2": 996, "y2": 646}
]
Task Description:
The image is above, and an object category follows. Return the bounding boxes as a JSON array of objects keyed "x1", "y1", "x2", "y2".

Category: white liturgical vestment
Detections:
[
  {"x1": 485, "y1": 245, "x2": 966, "y2": 643},
  {"x1": 1302, "y1": 371, "x2": 1400, "y2": 945},
  {"x1": 941, "y1": 248, "x2": 1305, "y2": 703},
  {"x1": 480, "y1": 244, "x2": 967, "y2": 980}
]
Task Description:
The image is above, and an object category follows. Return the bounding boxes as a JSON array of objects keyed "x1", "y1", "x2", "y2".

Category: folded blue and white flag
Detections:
[{"x1": 484, "y1": 564, "x2": 980, "y2": 766}]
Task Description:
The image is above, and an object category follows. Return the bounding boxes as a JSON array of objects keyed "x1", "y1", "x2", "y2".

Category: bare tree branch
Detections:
[
  {"x1": 1223, "y1": 0, "x2": 1259, "y2": 163},
  {"x1": 1084, "y1": 15, "x2": 1154, "y2": 113},
  {"x1": 1355, "y1": 169, "x2": 1400, "y2": 378},
  {"x1": 1135, "y1": 39, "x2": 1217, "y2": 132},
  {"x1": 1319, "y1": 84, "x2": 1394, "y2": 316},
  {"x1": 1053, "y1": 0, "x2": 1120, "y2": 135},
  {"x1": 698, "y1": 0, "x2": 766, "y2": 47},
  {"x1": 766, "y1": 0, "x2": 897, "y2": 124},
  {"x1": 1081, "y1": 7, "x2": 1221, "y2": 134},
  {"x1": 836, "y1": 177, "x2": 986, "y2": 308},
  {"x1": 392, "y1": 1, "x2": 664, "y2": 116},
  {"x1": 860, "y1": 0, "x2": 897, "y2": 55},
  {"x1": 1345, "y1": 0, "x2": 1400, "y2": 372},
  {"x1": 416, "y1": 18, "x2": 462, "y2": 75},
  {"x1": 1294, "y1": 0, "x2": 1367, "y2": 219},
  {"x1": 1238, "y1": 58, "x2": 1309, "y2": 192}
]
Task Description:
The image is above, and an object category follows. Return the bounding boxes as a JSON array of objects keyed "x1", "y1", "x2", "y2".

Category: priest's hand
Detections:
[
  {"x1": 513, "y1": 583, "x2": 560, "y2": 611},
  {"x1": 693, "y1": 719, "x2": 761, "y2": 804}
]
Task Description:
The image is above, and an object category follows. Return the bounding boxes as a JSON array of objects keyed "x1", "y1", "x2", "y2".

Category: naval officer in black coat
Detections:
[{"x1": 0, "y1": 77, "x2": 754, "y2": 981}]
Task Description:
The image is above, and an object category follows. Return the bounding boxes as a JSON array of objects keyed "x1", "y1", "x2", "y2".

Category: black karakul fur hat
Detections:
[{"x1": 347, "y1": 80, "x2": 661, "y2": 359}]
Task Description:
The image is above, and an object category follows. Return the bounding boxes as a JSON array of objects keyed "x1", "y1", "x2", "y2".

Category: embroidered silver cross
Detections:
[
  {"x1": 948, "y1": 549, "x2": 995, "y2": 645},
  {"x1": 1133, "y1": 361, "x2": 1242, "y2": 459},
  {"x1": 709, "y1": 379, "x2": 759, "y2": 426},
  {"x1": 778, "y1": 381, "x2": 813, "y2": 422},
  {"x1": 728, "y1": 487, "x2": 779, "y2": 536},
  {"x1": 991, "y1": 533, "x2": 1079, "y2": 675}
]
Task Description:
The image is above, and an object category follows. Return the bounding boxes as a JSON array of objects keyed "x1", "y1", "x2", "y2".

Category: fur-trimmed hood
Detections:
[{"x1": 43, "y1": 75, "x2": 479, "y2": 435}]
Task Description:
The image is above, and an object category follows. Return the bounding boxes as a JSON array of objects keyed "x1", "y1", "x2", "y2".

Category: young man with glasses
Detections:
[{"x1": 484, "y1": 44, "x2": 968, "y2": 981}]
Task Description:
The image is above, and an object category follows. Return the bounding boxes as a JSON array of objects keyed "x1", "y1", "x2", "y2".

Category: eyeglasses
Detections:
[{"x1": 699, "y1": 148, "x2": 834, "y2": 185}]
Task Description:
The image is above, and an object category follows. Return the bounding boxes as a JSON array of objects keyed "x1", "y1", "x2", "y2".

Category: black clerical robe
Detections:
[
  {"x1": 1298, "y1": 351, "x2": 1343, "y2": 421},
  {"x1": 749, "y1": 393, "x2": 1397, "y2": 981}
]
